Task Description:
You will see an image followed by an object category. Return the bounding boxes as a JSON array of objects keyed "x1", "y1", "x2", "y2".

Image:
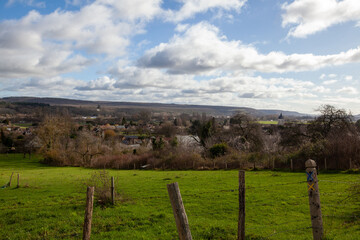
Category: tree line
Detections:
[{"x1": 1, "y1": 105, "x2": 359, "y2": 170}]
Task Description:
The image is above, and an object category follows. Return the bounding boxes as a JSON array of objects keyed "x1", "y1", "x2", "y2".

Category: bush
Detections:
[
  {"x1": 86, "y1": 170, "x2": 115, "y2": 206},
  {"x1": 209, "y1": 143, "x2": 228, "y2": 158}
]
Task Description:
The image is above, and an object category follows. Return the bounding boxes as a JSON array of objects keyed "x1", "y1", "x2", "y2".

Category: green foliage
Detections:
[
  {"x1": 0, "y1": 129, "x2": 13, "y2": 148},
  {"x1": 188, "y1": 119, "x2": 215, "y2": 148},
  {"x1": 152, "y1": 137, "x2": 164, "y2": 151},
  {"x1": 121, "y1": 117, "x2": 127, "y2": 125},
  {"x1": 170, "y1": 137, "x2": 178, "y2": 147},
  {"x1": 209, "y1": 143, "x2": 228, "y2": 158}
]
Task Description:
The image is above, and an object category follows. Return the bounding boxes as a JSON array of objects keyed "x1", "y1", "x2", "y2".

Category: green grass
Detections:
[
  {"x1": 13, "y1": 123, "x2": 33, "y2": 128},
  {"x1": 0, "y1": 154, "x2": 359, "y2": 239},
  {"x1": 257, "y1": 121, "x2": 278, "y2": 125}
]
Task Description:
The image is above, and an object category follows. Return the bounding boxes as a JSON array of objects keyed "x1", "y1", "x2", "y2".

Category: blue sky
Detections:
[{"x1": 1, "y1": 0, "x2": 360, "y2": 114}]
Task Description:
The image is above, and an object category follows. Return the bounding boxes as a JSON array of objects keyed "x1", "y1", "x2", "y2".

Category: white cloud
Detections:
[
  {"x1": 345, "y1": 75, "x2": 353, "y2": 81},
  {"x1": 164, "y1": 0, "x2": 247, "y2": 22},
  {"x1": 88, "y1": 65, "x2": 316, "y2": 103},
  {"x1": 282, "y1": 0, "x2": 360, "y2": 38},
  {"x1": 98, "y1": 0, "x2": 162, "y2": 21},
  {"x1": 4, "y1": 65, "x2": 359, "y2": 114},
  {"x1": 323, "y1": 80, "x2": 337, "y2": 85},
  {"x1": 0, "y1": 0, "x2": 163, "y2": 79},
  {"x1": 313, "y1": 86, "x2": 331, "y2": 93},
  {"x1": 328, "y1": 74, "x2": 337, "y2": 78},
  {"x1": 336, "y1": 87, "x2": 358, "y2": 95},
  {"x1": 2, "y1": 76, "x2": 86, "y2": 99},
  {"x1": 0, "y1": 0, "x2": 248, "y2": 80},
  {"x1": 175, "y1": 24, "x2": 190, "y2": 32},
  {"x1": 138, "y1": 22, "x2": 360, "y2": 74},
  {"x1": 76, "y1": 76, "x2": 116, "y2": 90}
]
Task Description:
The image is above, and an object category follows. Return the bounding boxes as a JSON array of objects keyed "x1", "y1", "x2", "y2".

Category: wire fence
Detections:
[{"x1": 1, "y1": 162, "x2": 359, "y2": 239}]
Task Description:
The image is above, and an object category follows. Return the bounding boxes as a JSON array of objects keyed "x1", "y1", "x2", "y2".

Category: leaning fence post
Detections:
[
  {"x1": 111, "y1": 176, "x2": 115, "y2": 205},
  {"x1": 238, "y1": 170, "x2": 245, "y2": 240},
  {"x1": 305, "y1": 159, "x2": 323, "y2": 240},
  {"x1": 167, "y1": 182, "x2": 192, "y2": 240},
  {"x1": 83, "y1": 186, "x2": 94, "y2": 240},
  {"x1": 8, "y1": 172, "x2": 14, "y2": 187},
  {"x1": 17, "y1": 174, "x2": 20, "y2": 188}
]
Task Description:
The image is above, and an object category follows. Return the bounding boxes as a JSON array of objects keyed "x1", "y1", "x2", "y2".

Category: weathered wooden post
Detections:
[
  {"x1": 83, "y1": 186, "x2": 94, "y2": 240},
  {"x1": 238, "y1": 171, "x2": 245, "y2": 240},
  {"x1": 349, "y1": 158, "x2": 352, "y2": 169},
  {"x1": 111, "y1": 176, "x2": 115, "y2": 205},
  {"x1": 167, "y1": 182, "x2": 192, "y2": 240},
  {"x1": 272, "y1": 158, "x2": 275, "y2": 170},
  {"x1": 324, "y1": 158, "x2": 327, "y2": 171},
  {"x1": 8, "y1": 172, "x2": 14, "y2": 187},
  {"x1": 291, "y1": 159, "x2": 294, "y2": 171},
  {"x1": 305, "y1": 159, "x2": 323, "y2": 240},
  {"x1": 17, "y1": 174, "x2": 20, "y2": 188}
]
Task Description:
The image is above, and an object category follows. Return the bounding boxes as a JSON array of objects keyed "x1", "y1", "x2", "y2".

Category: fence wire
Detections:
[{"x1": 1, "y1": 168, "x2": 358, "y2": 240}]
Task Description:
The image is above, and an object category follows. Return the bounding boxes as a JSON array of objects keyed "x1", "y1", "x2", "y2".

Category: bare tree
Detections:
[
  {"x1": 307, "y1": 105, "x2": 354, "y2": 140},
  {"x1": 36, "y1": 114, "x2": 74, "y2": 164},
  {"x1": 74, "y1": 130, "x2": 105, "y2": 167}
]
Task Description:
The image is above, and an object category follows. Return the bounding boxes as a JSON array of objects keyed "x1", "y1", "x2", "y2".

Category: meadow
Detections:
[
  {"x1": 257, "y1": 121, "x2": 278, "y2": 125},
  {"x1": 0, "y1": 154, "x2": 359, "y2": 239}
]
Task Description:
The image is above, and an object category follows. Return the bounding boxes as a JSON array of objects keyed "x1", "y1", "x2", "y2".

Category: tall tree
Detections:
[{"x1": 307, "y1": 105, "x2": 354, "y2": 140}]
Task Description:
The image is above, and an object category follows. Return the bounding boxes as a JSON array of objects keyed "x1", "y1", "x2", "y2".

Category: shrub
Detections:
[
  {"x1": 86, "y1": 170, "x2": 114, "y2": 206},
  {"x1": 152, "y1": 137, "x2": 164, "y2": 151},
  {"x1": 209, "y1": 143, "x2": 228, "y2": 158},
  {"x1": 104, "y1": 129, "x2": 116, "y2": 139}
]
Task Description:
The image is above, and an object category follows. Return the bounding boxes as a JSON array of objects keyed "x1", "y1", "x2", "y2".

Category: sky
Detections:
[{"x1": 0, "y1": 0, "x2": 360, "y2": 114}]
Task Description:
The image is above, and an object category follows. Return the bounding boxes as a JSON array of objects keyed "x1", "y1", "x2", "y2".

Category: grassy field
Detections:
[
  {"x1": 0, "y1": 154, "x2": 359, "y2": 239},
  {"x1": 257, "y1": 121, "x2": 278, "y2": 125}
]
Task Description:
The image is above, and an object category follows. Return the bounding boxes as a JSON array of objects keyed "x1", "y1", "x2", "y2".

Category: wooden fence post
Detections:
[
  {"x1": 305, "y1": 159, "x2": 323, "y2": 240},
  {"x1": 8, "y1": 172, "x2": 14, "y2": 187},
  {"x1": 272, "y1": 159, "x2": 275, "y2": 170},
  {"x1": 238, "y1": 171, "x2": 245, "y2": 240},
  {"x1": 111, "y1": 176, "x2": 115, "y2": 205},
  {"x1": 167, "y1": 182, "x2": 192, "y2": 240},
  {"x1": 349, "y1": 158, "x2": 352, "y2": 169},
  {"x1": 83, "y1": 186, "x2": 94, "y2": 240},
  {"x1": 291, "y1": 159, "x2": 294, "y2": 171},
  {"x1": 17, "y1": 174, "x2": 20, "y2": 188},
  {"x1": 324, "y1": 158, "x2": 327, "y2": 171}
]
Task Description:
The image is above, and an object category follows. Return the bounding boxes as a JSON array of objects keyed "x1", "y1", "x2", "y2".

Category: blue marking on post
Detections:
[{"x1": 307, "y1": 171, "x2": 314, "y2": 182}]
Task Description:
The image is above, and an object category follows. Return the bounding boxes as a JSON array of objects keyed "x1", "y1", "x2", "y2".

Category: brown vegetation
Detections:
[{"x1": 1, "y1": 104, "x2": 359, "y2": 170}]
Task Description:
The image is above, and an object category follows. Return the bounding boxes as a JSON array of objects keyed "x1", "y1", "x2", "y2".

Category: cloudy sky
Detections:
[{"x1": 1, "y1": 0, "x2": 360, "y2": 114}]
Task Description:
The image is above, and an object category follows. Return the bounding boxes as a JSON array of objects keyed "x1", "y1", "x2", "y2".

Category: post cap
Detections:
[{"x1": 305, "y1": 159, "x2": 317, "y2": 168}]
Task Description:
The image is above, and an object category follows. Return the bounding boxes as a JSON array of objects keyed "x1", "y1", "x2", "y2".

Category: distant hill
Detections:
[
  {"x1": 1, "y1": 96, "x2": 312, "y2": 118},
  {"x1": 354, "y1": 114, "x2": 360, "y2": 121}
]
